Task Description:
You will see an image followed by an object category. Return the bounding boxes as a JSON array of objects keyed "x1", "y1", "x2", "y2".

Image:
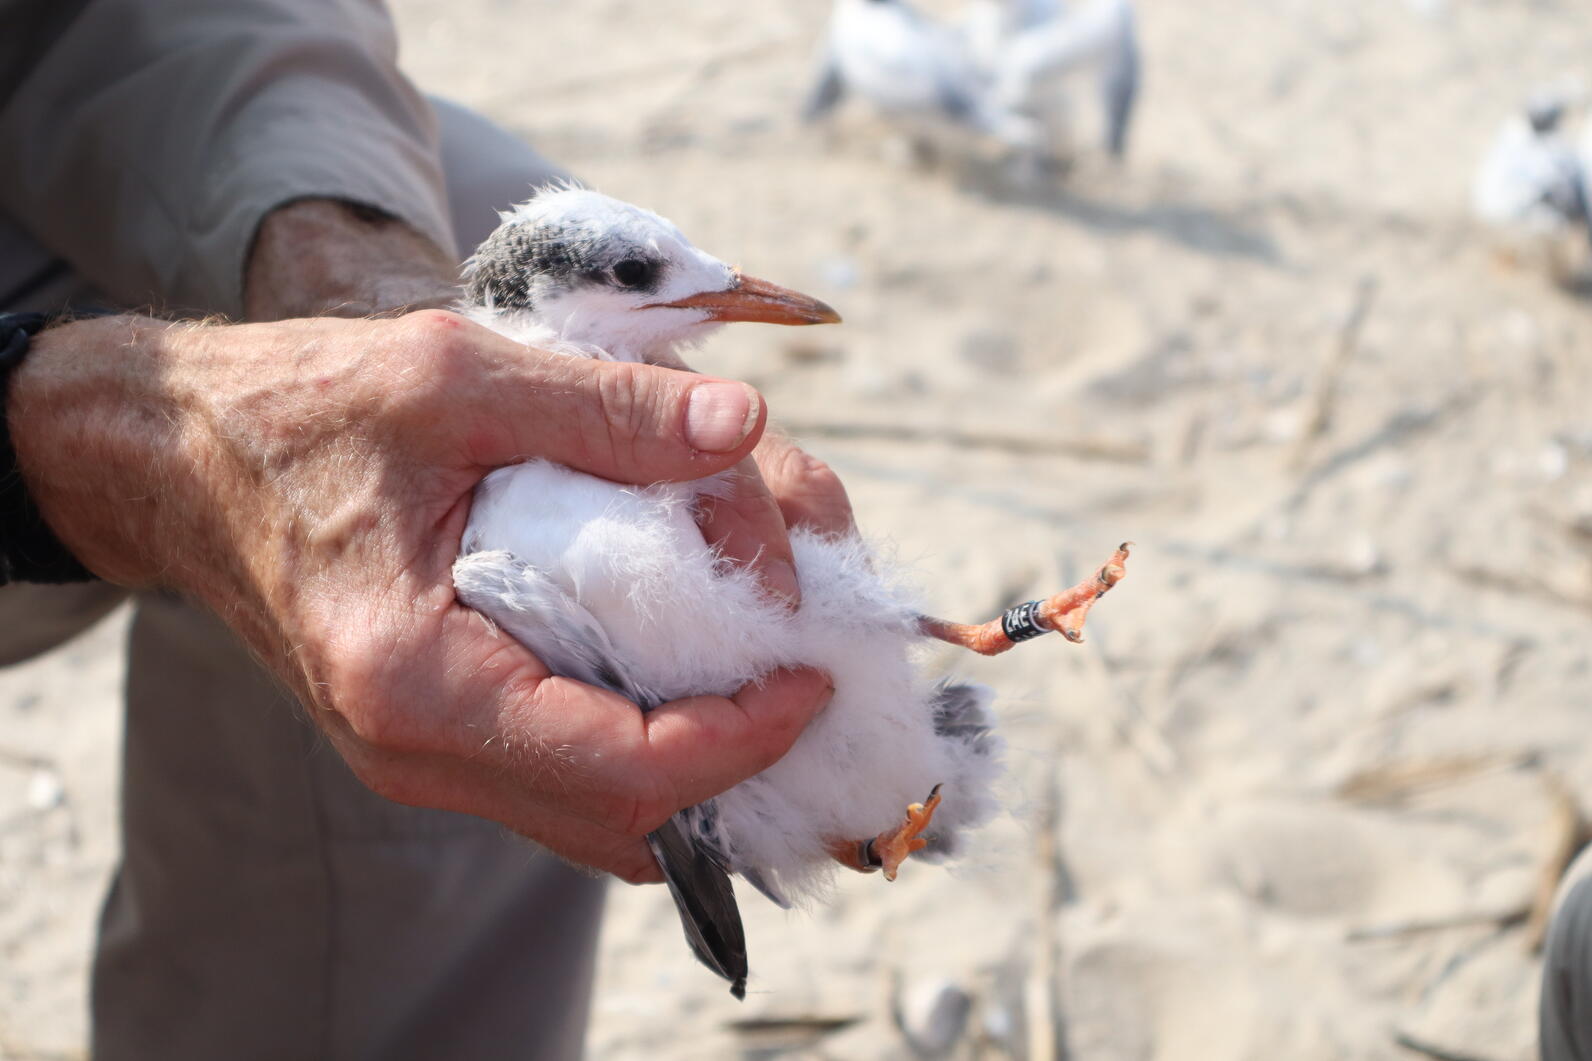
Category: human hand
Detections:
[
  {"x1": 752, "y1": 431, "x2": 855, "y2": 536},
  {"x1": 692, "y1": 434, "x2": 855, "y2": 607},
  {"x1": 7, "y1": 310, "x2": 834, "y2": 881}
]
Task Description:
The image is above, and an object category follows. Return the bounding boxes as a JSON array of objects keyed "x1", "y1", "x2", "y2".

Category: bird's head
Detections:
[
  {"x1": 463, "y1": 187, "x2": 840, "y2": 365},
  {"x1": 1525, "y1": 94, "x2": 1568, "y2": 136}
]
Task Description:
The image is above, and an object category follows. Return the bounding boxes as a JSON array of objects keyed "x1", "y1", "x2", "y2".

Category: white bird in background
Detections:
[
  {"x1": 979, "y1": 0, "x2": 1141, "y2": 161},
  {"x1": 804, "y1": 0, "x2": 1141, "y2": 167},
  {"x1": 802, "y1": 0, "x2": 1040, "y2": 156},
  {"x1": 1472, "y1": 94, "x2": 1591, "y2": 284},
  {"x1": 451, "y1": 188, "x2": 1131, "y2": 998}
]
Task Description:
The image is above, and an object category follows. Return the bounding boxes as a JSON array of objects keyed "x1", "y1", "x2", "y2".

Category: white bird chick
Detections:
[
  {"x1": 462, "y1": 190, "x2": 837, "y2": 368},
  {"x1": 803, "y1": 0, "x2": 1039, "y2": 157},
  {"x1": 1472, "y1": 95, "x2": 1591, "y2": 285},
  {"x1": 451, "y1": 188, "x2": 1130, "y2": 998}
]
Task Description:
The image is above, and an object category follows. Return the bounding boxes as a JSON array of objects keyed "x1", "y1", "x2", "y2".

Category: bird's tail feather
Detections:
[{"x1": 648, "y1": 818, "x2": 749, "y2": 999}]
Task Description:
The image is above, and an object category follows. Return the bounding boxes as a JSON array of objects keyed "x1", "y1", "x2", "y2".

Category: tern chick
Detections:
[{"x1": 451, "y1": 188, "x2": 1130, "y2": 998}]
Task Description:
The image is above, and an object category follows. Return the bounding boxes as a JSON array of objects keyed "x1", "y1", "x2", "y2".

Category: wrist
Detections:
[
  {"x1": 244, "y1": 199, "x2": 460, "y2": 321},
  {"x1": 0, "y1": 314, "x2": 95, "y2": 584},
  {"x1": 7, "y1": 315, "x2": 222, "y2": 588}
]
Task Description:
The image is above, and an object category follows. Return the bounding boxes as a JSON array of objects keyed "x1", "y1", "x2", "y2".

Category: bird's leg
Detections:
[
  {"x1": 827, "y1": 785, "x2": 943, "y2": 882},
  {"x1": 918, "y1": 542, "x2": 1131, "y2": 656}
]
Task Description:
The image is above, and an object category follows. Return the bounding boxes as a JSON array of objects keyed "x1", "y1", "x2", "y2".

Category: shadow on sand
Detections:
[{"x1": 955, "y1": 157, "x2": 1283, "y2": 266}]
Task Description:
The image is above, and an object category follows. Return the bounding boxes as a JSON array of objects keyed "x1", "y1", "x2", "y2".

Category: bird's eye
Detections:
[{"x1": 611, "y1": 258, "x2": 657, "y2": 289}]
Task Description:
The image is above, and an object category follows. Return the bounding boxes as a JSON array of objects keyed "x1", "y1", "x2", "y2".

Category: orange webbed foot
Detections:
[{"x1": 829, "y1": 785, "x2": 945, "y2": 882}]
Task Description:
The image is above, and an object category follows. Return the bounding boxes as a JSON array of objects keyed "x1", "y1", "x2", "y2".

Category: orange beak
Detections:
[{"x1": 647, "y1": 273, "x2": 842, "y2": 326}]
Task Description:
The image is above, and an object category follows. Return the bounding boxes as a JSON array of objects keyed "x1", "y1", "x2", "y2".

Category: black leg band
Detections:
[{"x1": 1000, "y1": 600, "x2": 1049, "y2": 643}]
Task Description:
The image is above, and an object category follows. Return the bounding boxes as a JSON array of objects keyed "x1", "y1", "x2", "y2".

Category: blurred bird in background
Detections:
[
  {"x1": 975, "y1": 0, "x2": 1141, "y2": 162},
  {"x1": 1472, "y1": 92, "x2": 1591, "y2": 287},
  {"x1": 804, "y1": 0, "x2": 1140, "y2": 173},
  {"x1": 451, "y1": 188, "x2": 1130, "y2": 997},
  {"x1": 802, "y1": 0, "x2": 1040, "y2": 159}
]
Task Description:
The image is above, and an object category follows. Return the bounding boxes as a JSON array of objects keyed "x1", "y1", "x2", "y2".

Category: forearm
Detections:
[
  {"x1": 244, "y1": 199, "x2": 460, "y2": 321},
  {"x1": 7, "y1": 316, "x2": 244, "y2": 592}
]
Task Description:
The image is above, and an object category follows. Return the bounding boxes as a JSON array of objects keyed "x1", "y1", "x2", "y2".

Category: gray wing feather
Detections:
[
  {"x1": 929, "y1": 678, "x2": 997, "y2": 757},
  {"x1": 648, "y1": 818, "x2": 749, "y2": 999},
  {"x1": 922, "y1": 678, "x2": 998, "y2": 860},
  {"x1": 453, "y1": 550, "x2": 658, "y2": 709}
]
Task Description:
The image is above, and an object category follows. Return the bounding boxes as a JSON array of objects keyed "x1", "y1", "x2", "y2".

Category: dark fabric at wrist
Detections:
[{"x1": 0, "y1": 312, "x2": 96, "y2": 585}]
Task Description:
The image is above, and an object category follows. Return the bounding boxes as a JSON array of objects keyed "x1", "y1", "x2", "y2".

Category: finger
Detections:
[
  {"x1": 404, "y1": 312, "x2": 771, "y2": 483},
  {"x1": 753, "y1": 434, "x2": 855, "y2": 535},
  {"x1": 640, "y1": 667, "x2": 834, "y2": 811},
  {"x1": 430, "y1": 619, "x2": 775, "y2": 836},
  {"x1": 485, "y1": 665, "x2": 832, "y2": 837},
  {"x1": 695, "y1": 457, "x2": 802, "y2": 608},
  {"x1": 434, "y1": 571, "x2": 829, "y2": 838}
]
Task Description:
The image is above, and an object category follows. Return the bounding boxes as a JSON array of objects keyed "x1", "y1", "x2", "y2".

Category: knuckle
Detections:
[
  {"x1": 391, "y1": 311, "x2": 474, "y2": 392},
  {"x1": 769, "y1": 445, "x2": 852, "y2": 530},
  {"x1": 589, "y1": 361, "x2": 650, "y2": 465},
  {"x1": 402, "y1": 307, "x2": 470, "y2": 344},
  {"x1": 788, "y1": 450, "x2": 846, "y2": 499},
  {"x1": 800, "y1": 454, "x2": 843, "y2": 489},
  {"x1": 748, "y1": 685, "x2": 818, "y2": 769}
]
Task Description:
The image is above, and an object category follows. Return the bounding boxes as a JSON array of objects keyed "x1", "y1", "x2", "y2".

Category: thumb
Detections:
[{"x1": 464, "y1": 326, "x2": 768, "y2": 485}]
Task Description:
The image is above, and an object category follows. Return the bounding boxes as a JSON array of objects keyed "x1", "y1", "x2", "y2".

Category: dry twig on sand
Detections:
[
  {"x1": 1345, "y1": 906, "x2": 1528, "y2": 943},
  {"x1": 1024, "y1": 766, "x2": 1063, "y2": 1061},
  {"x1": 0, "y1": 746, "x2": 55, "y2": 771},
  {"x1": 1289, "y1": 274, "x2": 1380, "y2": 471},
  {"x1": 1393, "y1": 1029, "x2": 1503, "y2": 1061},
  {"x1": 1334, "y1": 752, "x2": 1535, "y2": 806}
]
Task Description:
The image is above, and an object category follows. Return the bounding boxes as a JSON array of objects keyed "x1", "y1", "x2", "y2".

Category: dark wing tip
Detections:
[{"x1": 648, "y1": 817, "x2": 749, "y2": 992}]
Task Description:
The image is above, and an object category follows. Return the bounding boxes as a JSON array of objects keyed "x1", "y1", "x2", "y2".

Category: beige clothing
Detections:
[
  {"x1": 0, "y1": 0, "x2": 453, "y2": 317},
  {"x1": 2, "y1": 2, "x2": 608, "y2": 1056},
  {"x1": 99, "y1": 593, "x2": 605, "y2": 1061}
]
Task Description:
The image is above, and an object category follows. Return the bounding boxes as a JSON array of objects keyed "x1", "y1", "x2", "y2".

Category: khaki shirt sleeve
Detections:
[{"x1": 0, "y1": 0, "x2": 454, "y2": 317}]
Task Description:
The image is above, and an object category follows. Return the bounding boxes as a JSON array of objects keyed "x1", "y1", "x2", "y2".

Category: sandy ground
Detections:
[{"x1": 7, "y1": 0, "x2": 1592, "y2": 1058}]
